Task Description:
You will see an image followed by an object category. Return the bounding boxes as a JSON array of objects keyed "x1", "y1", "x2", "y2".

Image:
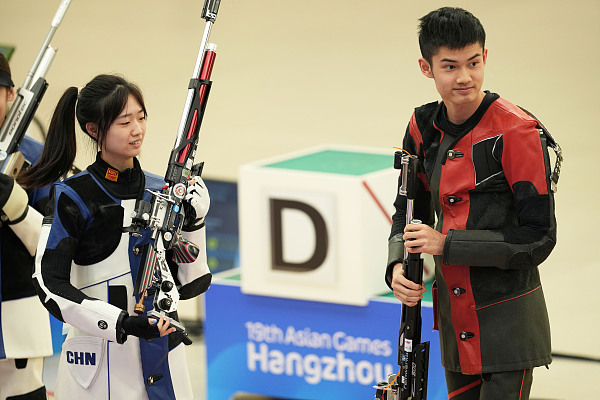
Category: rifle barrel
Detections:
[
  {"x1": 23, "y1": 0, "x2": 72, "y2": 90},
  {"x1": 175, "y1": 19, "x2": 214, "y2": 151}
]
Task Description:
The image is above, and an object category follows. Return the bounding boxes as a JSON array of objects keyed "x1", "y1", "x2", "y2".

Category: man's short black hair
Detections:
[{"x1": 418, "y1": 7, "x2": 486, "y2": 64}]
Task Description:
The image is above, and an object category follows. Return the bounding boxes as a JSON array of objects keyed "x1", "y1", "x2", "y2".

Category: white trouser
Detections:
[{"x1": 0, "y1": 357, "x2": 46, "y2": 400}]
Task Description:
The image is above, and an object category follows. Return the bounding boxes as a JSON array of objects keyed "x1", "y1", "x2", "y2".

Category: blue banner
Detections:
[
  {"x1": 205, "y1": 281, "x2": 447, "y2": 399},
  {"x1": 204, "y1": 179, "x2": 239, "y2": 274}
]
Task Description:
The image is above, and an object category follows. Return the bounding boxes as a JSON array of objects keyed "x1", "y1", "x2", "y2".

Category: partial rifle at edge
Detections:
[
  {"x1": 0, "y1": 0, "x2": 72, "y2": 178},
  {"x1": 375, "y1": 151, "x2": 430, "y2": 400}
]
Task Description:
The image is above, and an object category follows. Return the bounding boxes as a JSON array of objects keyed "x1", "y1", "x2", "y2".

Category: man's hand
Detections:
[
  {"x1": 403, "y1": 223, "x2": 446, "y2": 255},
  {"x1": 391, "y1": 262, "x2": 426, "y2": 307}
]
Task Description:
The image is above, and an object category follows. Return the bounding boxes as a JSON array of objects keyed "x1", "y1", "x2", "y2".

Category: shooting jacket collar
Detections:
[
  {"x1": 436, "y1": 91, "x2": 499, "y2": 137},
  {"x1": 88, "y1": 153, "x2": 144, "y2": 199}
]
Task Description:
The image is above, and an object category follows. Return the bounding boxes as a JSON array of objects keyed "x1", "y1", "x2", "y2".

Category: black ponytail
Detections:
[{"x1": 17, "y1": 87, "x2": 78, "y2": 190}]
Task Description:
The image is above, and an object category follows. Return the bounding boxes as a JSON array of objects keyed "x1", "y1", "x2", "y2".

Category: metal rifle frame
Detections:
[
  {"x1": 0, "y1": 0, "x2": 72, "y2": 177},
  {"x1": 126, "y1": 0, "x2": 221, "y2": 346},
  {"x1": 375, "y1": 152, "x2": 430, "y2": 400}
]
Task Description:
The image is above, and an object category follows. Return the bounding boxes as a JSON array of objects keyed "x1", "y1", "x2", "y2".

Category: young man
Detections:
[
  {"x1": 385, "y1": 8, "x2": 557, "y2": 400},
  {"x1": 0, "y1": 52, "x2": 53, "y2": 400}
]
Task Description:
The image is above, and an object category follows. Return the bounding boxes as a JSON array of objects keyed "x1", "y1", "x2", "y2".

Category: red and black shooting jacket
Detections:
[{"x1": 386, "y1": 92, "x2": 556, "y2": 374}]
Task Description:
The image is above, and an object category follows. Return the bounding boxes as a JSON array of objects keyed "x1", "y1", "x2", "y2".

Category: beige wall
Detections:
[{"x1": 2, "y1": 0, "x2": 599, "y2": 357}]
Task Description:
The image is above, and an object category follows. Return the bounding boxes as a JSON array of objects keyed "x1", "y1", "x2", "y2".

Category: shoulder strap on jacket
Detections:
[{"x1": 518, "y1": 106, "x2": 563, "y2": 193}]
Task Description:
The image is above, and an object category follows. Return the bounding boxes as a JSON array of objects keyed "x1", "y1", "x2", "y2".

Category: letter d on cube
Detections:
[
  {"x1": 239, "y1": 146, "x2": 397, "y2": 305},
  {"x1": 270, "y1": 199, "x2": 328, "y2": 272}
]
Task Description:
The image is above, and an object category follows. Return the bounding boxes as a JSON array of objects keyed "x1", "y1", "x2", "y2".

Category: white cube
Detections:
[{"x1": 239, "y1": 145, "x2": 398, "y2": 305}]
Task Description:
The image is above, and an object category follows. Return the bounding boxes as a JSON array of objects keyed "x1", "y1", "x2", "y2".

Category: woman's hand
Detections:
[
  {"x1": 121, "y1": 314, "x2": 175, "y2": 340},
  {"x1": 184, "y1": 176, "x2": 210, "y2": 220},
  {"x1": 152, "y1": 315, "x2": 176, "y2": 337}
]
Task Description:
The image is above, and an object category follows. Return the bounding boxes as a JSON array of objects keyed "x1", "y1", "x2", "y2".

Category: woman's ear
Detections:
[
  {"x1": 7, "y1": 87, "x2": 15, "y2": 101},
  {"x1": 85, "y1": 122, "x2": 98, "y2": 140},
  {"x1": 418, "y1": 58, "x2": 434, "y2": 78}
]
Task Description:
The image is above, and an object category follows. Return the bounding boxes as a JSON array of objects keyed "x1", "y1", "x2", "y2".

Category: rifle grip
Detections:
[{"x1": 191, "y1": 161, "x2": 204, "y2": 177}]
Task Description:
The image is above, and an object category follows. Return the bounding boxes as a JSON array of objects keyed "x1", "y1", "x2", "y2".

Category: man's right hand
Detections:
[{"x1": 391, "y1": 262, "x2": 426, "y2": 307}]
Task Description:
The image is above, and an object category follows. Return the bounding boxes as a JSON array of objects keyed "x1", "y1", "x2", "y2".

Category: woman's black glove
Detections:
[{"x1": 119, "y1": 314, "x2": 159, "y2": 342}]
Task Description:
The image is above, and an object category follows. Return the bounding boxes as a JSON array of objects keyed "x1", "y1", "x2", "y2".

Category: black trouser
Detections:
[
  {"x1": 445, "y1": 368, "x2": 533, "y2": 400},
  {"x1": 6, "y1": 386, "x2": 47, "y2": 400}
]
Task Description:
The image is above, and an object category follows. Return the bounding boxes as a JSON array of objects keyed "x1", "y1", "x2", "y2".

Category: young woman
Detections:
[{"x1": 33, "y1": 74, "x2": 212, "y2": 400}]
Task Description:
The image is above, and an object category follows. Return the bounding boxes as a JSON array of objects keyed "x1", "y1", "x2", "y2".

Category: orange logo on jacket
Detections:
[{"x1": 105, "y1": 168, "x2": 119, "y2": 182}]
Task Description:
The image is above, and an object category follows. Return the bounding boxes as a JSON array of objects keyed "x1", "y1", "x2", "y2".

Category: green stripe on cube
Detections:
[{"x1": 264, "y1": 150, "x2": 393, "y2": 176}]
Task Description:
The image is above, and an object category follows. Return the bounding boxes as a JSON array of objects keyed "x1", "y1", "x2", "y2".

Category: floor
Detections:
[{"x1": 43, "y1": 335, "x2": 600, "y2": 400}]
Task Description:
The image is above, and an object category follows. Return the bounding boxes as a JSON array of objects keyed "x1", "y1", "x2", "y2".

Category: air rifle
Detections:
[
  {"x1": 0, "y1": 0, "x2": 72, "y2": 178},
  {"x1": 375, "y1": 151, "x2": 430, "y2": 400},
  {"x1": 126, "y1": 0, "x2": 221, "y2": 346}
]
